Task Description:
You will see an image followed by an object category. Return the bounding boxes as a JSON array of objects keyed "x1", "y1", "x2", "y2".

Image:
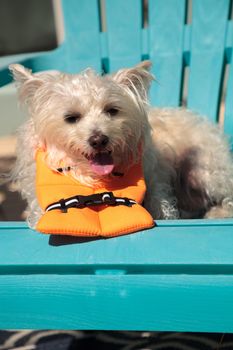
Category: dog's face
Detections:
[{"x1": 10, "y1": 62, "x2": 153, "y2": 182}]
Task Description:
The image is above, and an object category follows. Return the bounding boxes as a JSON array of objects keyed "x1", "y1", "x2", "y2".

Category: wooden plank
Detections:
[
  {"x1": 1, "y1": 273, "x2": 233, "y2": 331},
  {"x1": 58, "y1": 0, "x2": 102, "y2": 72},
  {"x1": 105, "y1": 0, "x2": 142, "y2": 72},
  {"x1": 224, "y1": 64, "x2": 233, "y2": 136},
  {"x1": 187, "y1": 0, "x2": 230, "y2": 122},
  {"x1": 1, "y1": 222, "x2": 233, "y2": 330},
  {"x1": 148, "y1": 0, "x2": 186, "y2": 106},
  {"x1": 1, "y1": 221, "x2": 233, "y2": 267},
  {"x1": 0, "y1": 221, "x2": 233, "y2": 331},
  {"x1": 224, "y1": 20, "x2": 233, "y2": 137}
]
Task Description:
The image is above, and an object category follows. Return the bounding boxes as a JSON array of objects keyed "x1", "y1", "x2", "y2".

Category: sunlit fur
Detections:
[{"x1": 9, "y1": 61, "x2": 233, "y2": 227}]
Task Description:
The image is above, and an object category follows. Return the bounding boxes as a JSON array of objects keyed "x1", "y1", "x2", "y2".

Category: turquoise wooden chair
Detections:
[{"x1": 1, "y1": 0, "x2": 233, "y2": 332}]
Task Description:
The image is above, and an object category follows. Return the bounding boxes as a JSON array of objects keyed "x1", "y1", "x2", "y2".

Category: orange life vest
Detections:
[{"x1": 35, "y1": 149, "x2": 154, "y2": 237}]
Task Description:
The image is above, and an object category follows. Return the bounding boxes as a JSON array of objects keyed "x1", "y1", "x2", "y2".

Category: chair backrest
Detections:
[{"x1": 1, "y1": 0, "x2": 233, "y2": 135}]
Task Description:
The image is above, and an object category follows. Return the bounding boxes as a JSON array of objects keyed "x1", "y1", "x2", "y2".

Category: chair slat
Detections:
[
  {"x1": 1, "y1": 221, "x2": 233, "y2": 267},
  {"x1": 148, "y1": 0, "x2": 186, "y2": 106},
  {"x1": 105, "y1": 0, "x2": 142, "y2": 72},
  {"x1": 2, "y1": 274, "x2": 233, "y2": 331},
  {"x1": 187, "y1": 0, "x2": 230, "y2": 122},
  {"x1": 224, "y1": 52, "x2": 233, "y2": 137},
  {"x1": 61, "y1": 0, "x2": 102, "y2": 72}
]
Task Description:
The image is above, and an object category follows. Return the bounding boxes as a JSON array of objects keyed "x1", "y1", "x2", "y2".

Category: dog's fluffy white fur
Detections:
[{"x1": 9, "y1": 61, "x2": 233, "y2": 227}]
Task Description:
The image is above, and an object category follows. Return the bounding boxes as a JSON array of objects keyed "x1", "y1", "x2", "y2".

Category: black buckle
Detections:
[
  {"x1": 82, "y1": 194, "x2": 103, "y2": 207},
  {"x1": 73, "y1": 195, "x2": 92, "y2": 208},
  {"x1": 73, "y1": 192, "x2": 116, "y2": 208},
  {"x1": 101, "y1": 192, "x2": 116, "y2": 205},
  {"x1": 71, "y1": 193, "x2": 106, "y2": 208},
  {"x1": 59, "y1": 198, "x2": 68, "y2": 213}
]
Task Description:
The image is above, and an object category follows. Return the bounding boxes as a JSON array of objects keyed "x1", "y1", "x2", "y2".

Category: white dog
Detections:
[{"x1": 9, "y1": 61, "x2": 233, "y2": 228}]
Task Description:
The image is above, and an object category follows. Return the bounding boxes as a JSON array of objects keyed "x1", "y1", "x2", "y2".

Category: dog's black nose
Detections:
[{"x1": 88, "y1": 133, "x2": 109, "y2": 150}]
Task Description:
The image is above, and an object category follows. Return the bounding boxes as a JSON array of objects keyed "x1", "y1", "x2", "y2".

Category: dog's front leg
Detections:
[
  {"x1": 143, "y1": 146, "x2": 179, "y2": 220},
  {"x1": 144, "y1": 178, "x2": 179, "y2": 220}
]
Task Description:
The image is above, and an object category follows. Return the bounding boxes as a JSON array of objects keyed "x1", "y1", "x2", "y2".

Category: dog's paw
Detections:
[{"x1": 204, "y1": 204, "x2": 233, "y2": 219}]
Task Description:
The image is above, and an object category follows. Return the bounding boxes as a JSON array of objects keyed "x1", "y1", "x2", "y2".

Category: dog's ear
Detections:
[
  {"x1": 9, "y1": 64, "x2": 44, "y2": 106},
  {"x1": 9, "y1": 64, "x2": 33, "y2": 84},
  {"x1": 112, "y1": 60, "x2": 154, "y2": 101}
]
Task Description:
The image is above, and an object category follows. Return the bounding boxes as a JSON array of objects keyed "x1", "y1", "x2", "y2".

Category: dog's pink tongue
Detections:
[{"x1": 90, "y1": 153, "x2": 114, "y2": 175}]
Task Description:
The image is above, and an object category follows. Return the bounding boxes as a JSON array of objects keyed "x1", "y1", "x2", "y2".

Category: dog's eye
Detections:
[
  {"x1": 105, "y1": 107, "x2": 119, "y2": 116},
  {"x1": 64, "y1": 113, "x2": 81, "y2": 124}
]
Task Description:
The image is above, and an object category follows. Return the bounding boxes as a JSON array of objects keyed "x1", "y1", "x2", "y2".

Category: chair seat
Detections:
[{"x1": 1, "y1": 220, "x2": 233, "y2": 331}]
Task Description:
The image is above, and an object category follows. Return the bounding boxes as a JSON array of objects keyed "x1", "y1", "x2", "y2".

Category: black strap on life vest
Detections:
[{"x1": 45, "y1": 191, "x2": 136, "y2": 213}]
